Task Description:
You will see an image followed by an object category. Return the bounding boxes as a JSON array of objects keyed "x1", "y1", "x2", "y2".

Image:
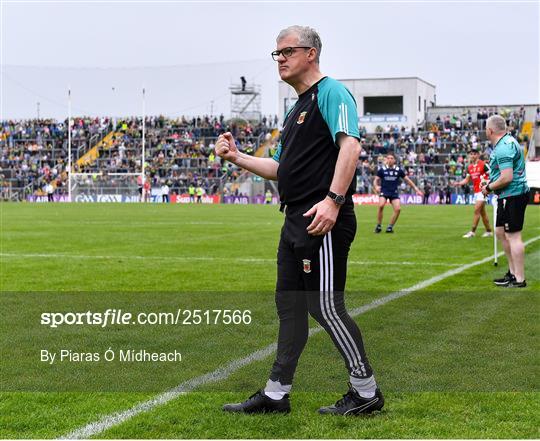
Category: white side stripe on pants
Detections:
[
  {"x1": 320, "y1": 234, "x2": 364, "y2": 375},
  {"x1": 323, "y1": 234, "x2": 361, "y2": 373},
  {"x1": 319, "y1": 232, "x2": 366, "y2": 376},
  {"x1": 326, "y1": 232, "x2": 366, "y2": 376},
  {"x1": 319, "y1": 237, "x2": 356, "y2": 371}
]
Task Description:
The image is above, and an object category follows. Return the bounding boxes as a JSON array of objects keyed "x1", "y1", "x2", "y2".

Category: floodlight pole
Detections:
[{"x1": 68, "y1": 87, "x2": 72, "y2": 202}]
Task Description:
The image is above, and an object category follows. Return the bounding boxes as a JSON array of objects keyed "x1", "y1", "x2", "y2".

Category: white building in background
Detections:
[{"x1": 278, "y1": 76, "x2": 436, "y2": 131}]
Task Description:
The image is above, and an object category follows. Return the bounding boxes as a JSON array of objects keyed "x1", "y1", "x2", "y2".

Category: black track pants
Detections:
[{"x1": 269, "y1": 202, "x2": 373, "y2": 385}]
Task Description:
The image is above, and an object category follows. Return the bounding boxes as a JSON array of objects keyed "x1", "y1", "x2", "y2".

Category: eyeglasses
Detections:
[{"x1": 271, "y1": 46, "x2": 311, "y2": 61}]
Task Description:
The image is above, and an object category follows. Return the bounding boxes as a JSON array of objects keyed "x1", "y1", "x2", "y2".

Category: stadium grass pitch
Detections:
[{"x1": 0, "y1": 203, "x2": 539, "y2": 438}]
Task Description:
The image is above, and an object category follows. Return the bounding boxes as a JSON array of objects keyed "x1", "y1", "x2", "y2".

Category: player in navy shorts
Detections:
[{"x1": 373, "y1": 152, "x2": 423, "y2": 233}]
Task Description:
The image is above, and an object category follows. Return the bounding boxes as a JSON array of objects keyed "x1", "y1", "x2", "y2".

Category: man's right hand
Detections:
[{"x1": 215, "y1": 132, "x2": 238, "y2": 163}]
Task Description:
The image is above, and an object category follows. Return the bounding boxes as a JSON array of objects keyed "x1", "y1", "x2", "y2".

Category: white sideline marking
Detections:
[
  {"x1": 0, "y1": 252, "x2": 462, "y2": 267},
  {"x1": 60, "y1": 235, "x2": 540, "y2": 439}
]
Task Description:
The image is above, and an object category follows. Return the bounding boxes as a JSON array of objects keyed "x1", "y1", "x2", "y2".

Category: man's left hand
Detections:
[{"x1": 303, "y1": 197, "x2": 340, "y2": 236}]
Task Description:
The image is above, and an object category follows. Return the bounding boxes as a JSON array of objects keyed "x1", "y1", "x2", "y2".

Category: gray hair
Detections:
[
  {"x1": 276, "y1": 25, "x2": 322, "y2": 63},
  {"x1": 486, "y1": 115, "x2": 507, "y2": 133}
]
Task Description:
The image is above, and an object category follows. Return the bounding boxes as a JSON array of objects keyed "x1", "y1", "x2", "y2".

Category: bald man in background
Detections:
[{"x1": 482, "y1": 115, "x2": 530, "y2": 288}]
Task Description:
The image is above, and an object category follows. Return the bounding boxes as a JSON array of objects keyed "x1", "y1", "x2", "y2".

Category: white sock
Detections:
[
  {"x1": 264, "y1": 379, "x2": 291, "y2": 400},
  {"x1": 350, "y1": 375, "x2": 377, "y2": 398}
]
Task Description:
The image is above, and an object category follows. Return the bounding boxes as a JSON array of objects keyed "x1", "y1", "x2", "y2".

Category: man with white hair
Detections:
[
  {"x1": 482, "y1": 115, "x2": 529, "y2": 288},
  {"x1": 217, "y1": 25, "x2": 383, "y2": 416}
]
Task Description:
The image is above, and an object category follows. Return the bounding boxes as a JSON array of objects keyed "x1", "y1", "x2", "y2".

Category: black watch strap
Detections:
[{"x1": 327, "y1": 191, "x2": 346, "y2": 205}]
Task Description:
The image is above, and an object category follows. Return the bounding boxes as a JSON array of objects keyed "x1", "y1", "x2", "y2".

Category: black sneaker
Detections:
[
  {"x1": 494, "y1": 271, "x2": 516, "y2": 286},
  {"x1": 374, "y1": 225, "x2": 382, "y2": 233},
  {"x1": 385, "y1": 226, "x2": 394, "y2": 233},
  {"x1": 507, "y1": 280, "x2": 527, "y2": 288},
  {"x1": 222, "y1": 390, "x2": 291, "y2": 414},
  {"x1": 319, "y1": 384, "x2": 384, "y2": 416}
]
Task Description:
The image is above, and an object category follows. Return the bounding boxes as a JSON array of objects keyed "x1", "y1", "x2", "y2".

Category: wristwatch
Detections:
[{"x1": 327, "y1": 191, "x2": 346, "y2": 205}]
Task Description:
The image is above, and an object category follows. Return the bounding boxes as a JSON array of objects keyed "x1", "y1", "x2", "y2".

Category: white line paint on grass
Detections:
[
  {"x1": 60, "y1": 235, "x2": 540, "y2": 439},
  {"x1": 1, "y1": 252, "x2": 464, "y2": 267}
]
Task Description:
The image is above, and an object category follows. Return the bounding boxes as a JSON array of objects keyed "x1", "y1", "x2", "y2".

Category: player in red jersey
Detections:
[
  {"x1": 452, "y1": 149, "x2": 493, "y2": 238},
  {"x1": 143, "y1": 178, "x2": 151, "y2": 203}
]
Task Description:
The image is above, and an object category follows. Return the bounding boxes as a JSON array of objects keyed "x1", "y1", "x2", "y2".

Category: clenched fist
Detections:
[{"x1": 215, "y1": 132, "x2": 238, "y2": 163}]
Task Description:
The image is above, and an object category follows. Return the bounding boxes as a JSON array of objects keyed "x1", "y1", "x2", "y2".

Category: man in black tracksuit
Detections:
[{"x1": 215, "y1": 25, "x2": 383, "y2": 416}]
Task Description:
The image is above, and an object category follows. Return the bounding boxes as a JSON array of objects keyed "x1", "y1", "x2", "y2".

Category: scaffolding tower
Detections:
[{"x1": 230, "y1": 80, "x2": 261, "y2": 122}]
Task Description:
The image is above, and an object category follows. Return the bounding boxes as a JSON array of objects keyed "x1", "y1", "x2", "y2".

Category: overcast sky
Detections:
[{"x1": 1, "y1": 1, "x2": 539, "y2": 119}]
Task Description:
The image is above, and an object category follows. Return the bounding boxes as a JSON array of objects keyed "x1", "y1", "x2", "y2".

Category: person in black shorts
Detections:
[
  {"x1": 373, "y1": 153, "x2": 423, "y2": 233},
  {"x1": 482, "y1": 115, "x2": 530, "y2": 288},
  {"x1": 215, "y1": 25, "x2": 383, "y2": 416}
]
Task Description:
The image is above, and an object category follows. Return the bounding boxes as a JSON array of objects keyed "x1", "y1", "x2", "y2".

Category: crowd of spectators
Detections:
[
  {"x1": 354, "y1": 125, "x2": 490, "y2": 193},
  {"x1": 353, "y1": 106, "x2": 529, "y2": 195},
  {"x1": 76, "y1": 115, "x2": 277, "y2": 195},
  {"x1": 0, "y1": 106, "x2": 532, "y2": 200},
  {"x1": 429, "y1": 107, "x2": 526, "y2": 131},
  {"x1": 0, "y1": 116, "x2": 120, "y2": 198},
  {"x1": 0, "y1": 115, "x2": 278, "y2": 199}
]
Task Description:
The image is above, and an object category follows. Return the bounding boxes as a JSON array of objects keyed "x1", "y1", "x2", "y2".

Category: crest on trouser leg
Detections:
[{"x1": 302, "y1": 259, "x2": 311, "y2": 273}]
